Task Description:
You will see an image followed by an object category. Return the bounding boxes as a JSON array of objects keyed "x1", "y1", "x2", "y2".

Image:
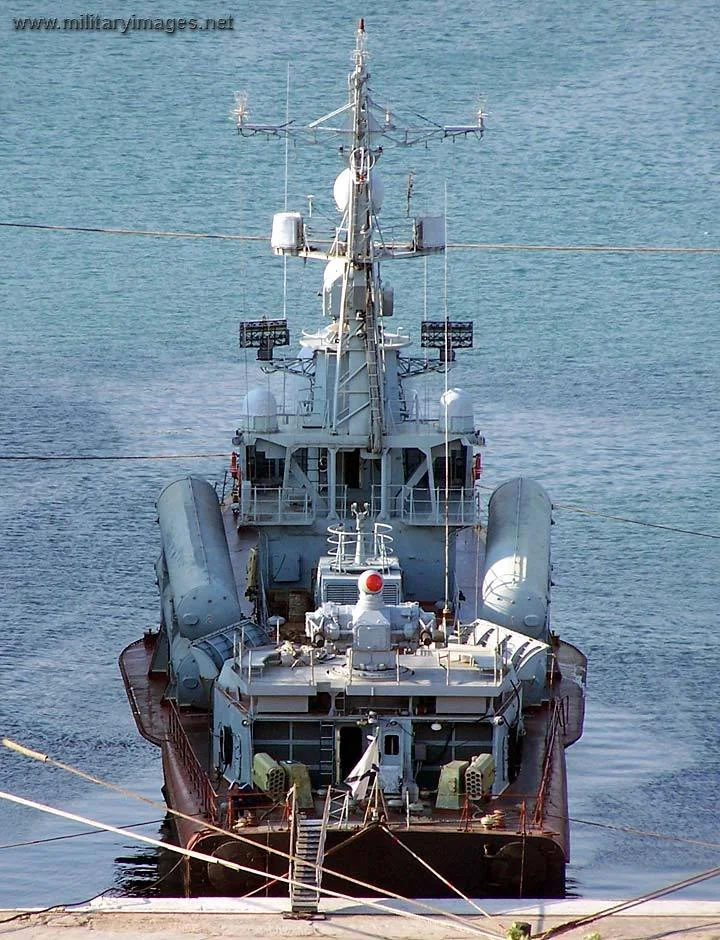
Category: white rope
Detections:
[
  {"x1": 381, "y1": 824, "x2": 494, "y2": 919},
  {"x1": 3, "y1": 222, "x2": 718, "y2": 253},
  {"x1": 1, "y1": 739, "x2": 497, "y2": 937},
  {"x1": 0, "y1": 790, "x2": 501, "y2": 939},
  {"x1": 442, "y1": 183, "x2": 451, "y2": 621}
]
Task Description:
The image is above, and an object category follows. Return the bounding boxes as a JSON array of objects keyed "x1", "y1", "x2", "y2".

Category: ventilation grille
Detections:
[
  {"x1": 322, "y1": 582, "x2": 401, "y2": 605},
  {"x1": 382, "y1": 584, "x2": 400, "y2": 604},
  {"x1": 324, "y1": 583, "x2": 357, "y2": 604}
]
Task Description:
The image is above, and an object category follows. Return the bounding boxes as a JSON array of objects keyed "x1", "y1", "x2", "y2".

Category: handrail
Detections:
[
  {"x1": 241, "y1": 484, "x2": 314, "y2": 523},
  {"x1": 287, "y1": 783, "x2": 298, "y2": 895},
  {"x1": 166, "y1": 701, "x2": 219, "y2": 823},
  {"x1": 325, "y1": 520, "x2": 395, "y2": 571},
  {"x1": 532, "y1": 696, "x2": 568, "y2": 827},
  {"x1": 398, "y1": 485, "x2": 480, "y2": 524},
  {"x1": 317, "y1": 787, "x2": 332, "y2": 876}
]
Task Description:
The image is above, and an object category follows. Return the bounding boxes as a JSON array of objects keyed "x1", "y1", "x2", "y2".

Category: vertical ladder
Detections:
[
  {"x1": 396, "y1": 376, "x2": 409, "y2": 421},
  {"x1": 364, "y1": 316, "x2": 385, "y2": 454},
  {"x1": 318, "y1": 722, "x2": 335, "y2": 785}
]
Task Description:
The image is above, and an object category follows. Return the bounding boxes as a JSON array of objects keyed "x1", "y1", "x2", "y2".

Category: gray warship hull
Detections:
[
  {"x1": 120, "y1": 21, "x2": 587, "y2": 907},
  {"x1": 121, "y1": 519, "x2": 586, "y2": 899}
]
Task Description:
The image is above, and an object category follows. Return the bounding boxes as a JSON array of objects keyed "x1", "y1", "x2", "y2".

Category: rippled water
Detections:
[{"x1": 2, "y1": 0, "x2": 719, "y2": 907}]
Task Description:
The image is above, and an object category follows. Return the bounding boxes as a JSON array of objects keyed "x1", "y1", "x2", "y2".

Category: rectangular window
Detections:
[
  {"x1": 403, "y1": 448, "x2": 426, "y2": 484},
  {"x1": 384, "y1": 734, "x2": 400, "y2": 756},
  {"x1": 247, "y1": 446, "x2": 285, "y2": 485}
]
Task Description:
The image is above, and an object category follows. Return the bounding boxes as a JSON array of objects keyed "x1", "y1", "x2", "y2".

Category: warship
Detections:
[{"x1": 120, "y1": 22, "x2": 587, "y2": 908}]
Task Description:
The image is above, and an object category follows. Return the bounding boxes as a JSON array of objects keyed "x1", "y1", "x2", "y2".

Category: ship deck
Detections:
[
  {"x1": 119, "y1": 513, "x2": 585, "y2": 898},
  {"x1": 120, "y1": 631, "x2": 583, "y2": 846}
]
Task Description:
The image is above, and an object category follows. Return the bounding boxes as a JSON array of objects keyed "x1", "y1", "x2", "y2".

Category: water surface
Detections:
[{"x1": 1, "y1": 0, "x2": 719, "y2": 907}]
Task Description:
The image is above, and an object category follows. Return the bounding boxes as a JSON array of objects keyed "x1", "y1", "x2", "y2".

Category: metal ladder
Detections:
[
  {"x1": 288, "y1": 788, "x2": 333, "y2": 916},
  {"x1": 290, "y1": 818, "x2": 324, "y2": 914},
  {"x1": 319, "y1": 722, "x2": 335, "y2": 785},
  {"x1": 364, "y1": 317, "x2": 385, "y2": 454},
  {"x1": 327, "y1": 787, "x2": 350, "y2": 827}
]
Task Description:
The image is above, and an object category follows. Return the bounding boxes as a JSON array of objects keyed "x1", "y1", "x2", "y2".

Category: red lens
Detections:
[{"x1": 364, "y1": 572, "x2": 383, "y2": 593}]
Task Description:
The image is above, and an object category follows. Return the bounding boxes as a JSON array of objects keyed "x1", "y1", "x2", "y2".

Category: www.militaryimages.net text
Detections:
[{"x1": 13, "y1": 14, "x2": 234, "y2": 34}]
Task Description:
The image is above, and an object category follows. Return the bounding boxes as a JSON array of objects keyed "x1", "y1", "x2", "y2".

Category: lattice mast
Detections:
[
  {"x1": 234, "y1": 19, "x2": 484, "y2": 454},
  {"x1": 340, "y1": 21, "x2": 384, "y2": 452}
]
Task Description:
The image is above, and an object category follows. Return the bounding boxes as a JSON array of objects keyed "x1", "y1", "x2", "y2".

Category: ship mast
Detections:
[
  {"x1": 335, "y1": 19, "x2": 384, "y2": 452},
  {"x1": 234, "y1": 22, "x2": 484, "y2": 457}
]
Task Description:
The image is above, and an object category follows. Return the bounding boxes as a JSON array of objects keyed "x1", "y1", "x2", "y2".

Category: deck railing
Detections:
[
  {"x1": 240, "y1": 484, "x2": 313, "y2": 523},
  {"x1": 166, "y1": 701, "x2": 218, "y2": 823},
  {"x1": 238, "y1": 482, "x2": 479, "y2": 525},
  {"x1": 369, "y1": 485, "x2": 481, "y2": 524},
  {"x1": 533, "y1": 696, "x2": 568, "y2": 827},
  {"x1": 239, "y1": 483, "x2": 349, "y2": 523}
]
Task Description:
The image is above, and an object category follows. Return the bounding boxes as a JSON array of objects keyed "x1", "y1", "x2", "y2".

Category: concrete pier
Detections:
[{"x1": 2, "y1": 899, "x2": 720, "y2": 939}]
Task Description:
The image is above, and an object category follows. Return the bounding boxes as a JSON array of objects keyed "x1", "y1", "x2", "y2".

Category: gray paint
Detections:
[
  {"x1": 157, "y1": 476, "x2": 241, "y2": 640},
  {"x1": 480, "y1": 477, "x2": 552, "y2": 639}
]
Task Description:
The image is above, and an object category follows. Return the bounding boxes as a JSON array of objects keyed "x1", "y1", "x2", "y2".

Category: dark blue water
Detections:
[{"x1": 2, "y1": 0, "x2": 719, "y2": 907}]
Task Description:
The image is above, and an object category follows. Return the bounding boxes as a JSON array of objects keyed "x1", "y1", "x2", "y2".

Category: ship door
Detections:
[
  {"x1": 338, "y1": 725, "x2": 364, "y2": 781},
  {"x1": 338, "y1": 451, "x2": 359, "y2": 488},
  {"x1": 378, "y1": 719, "x2": 412, "y2": 795},
  {"x1": 379, "y1": 729, "x2": 402, "y2": 794}
]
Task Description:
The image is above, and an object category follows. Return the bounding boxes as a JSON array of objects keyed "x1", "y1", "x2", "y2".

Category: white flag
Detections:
[{"x1": 345, "y1": 735, "x2": 380, "y2": 801}]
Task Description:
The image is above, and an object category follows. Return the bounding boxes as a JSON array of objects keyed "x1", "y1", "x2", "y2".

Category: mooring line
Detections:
[
  {"x1": 0, "y1": 221, "x2": 265, "y2": 241},
  {"x1": 2, "y1": 739, "x2": 500, "y2": 937},
  {"x1": 0, "y1": 790, "x2": 502, "y2": 939},
  {"x1": 0, "y1": 453, "x2": 228, "y2": 462},
  {"x1": 0, "y1": 818, "x2": 163, "y2": 851},
  {"x1": 0, "y1": 885, "x2": 119, "y2": 928},
  {"x1": 552, "y1": 502, "x2": 720, "y2": 540},
  {"x1": 474, "y1": 482, "x2": 720, "y2": 541},
  {"x1": 381, "y1": 824, "x2": 495, "y2": 920},
  {"x1": 3, "y1": 220, "x2": 719, "y2": 253},
  {"x1": 537, "y1": 862, "x2": 720, "y2": 938},
  {"x1": 449, "y1": 240, "x2": 720, "y2": 254},
  {"x1": 2, "y1": 458, "x2": 718, "y2": 541},
  {"x1": 540, "y1": 809, "x2": 720, "y2": 851}
]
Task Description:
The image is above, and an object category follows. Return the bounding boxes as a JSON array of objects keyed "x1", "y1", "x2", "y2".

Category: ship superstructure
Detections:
[
  {"x1": 121, "y1": 21, "x2": 586, "y2": 907},
  {"x1": 229, "y1": 20, "x2": 483, "y2": 613}
]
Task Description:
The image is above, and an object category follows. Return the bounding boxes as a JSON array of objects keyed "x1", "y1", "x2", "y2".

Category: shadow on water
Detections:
[
  {"x1": 113, "y1": 817, "x2": 184, "y2": 898},
  {"x1": 564, "y1": 876, "x2": 581, "y2": 899}
]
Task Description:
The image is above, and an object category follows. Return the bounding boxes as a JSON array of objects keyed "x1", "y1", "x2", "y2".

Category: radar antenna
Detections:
[{"x1": 235, "y1": 22, "x2": 483, "y2": 454}]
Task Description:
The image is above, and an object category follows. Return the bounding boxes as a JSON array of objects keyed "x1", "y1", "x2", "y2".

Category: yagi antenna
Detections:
[
  {"x1": 230, "y1": 90, "x2": 249, "y2": 125},
  {"x1": 232, "y1": 79, "x2": 484, "y2": 147}
]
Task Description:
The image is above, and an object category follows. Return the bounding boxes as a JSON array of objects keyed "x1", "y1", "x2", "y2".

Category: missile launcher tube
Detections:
[
  {"x1": 157, "y1": 476, "x2": 241, "y2": 641},
  {"x1": 480, "y1": 477, "x2": 552, "y2": 639}
]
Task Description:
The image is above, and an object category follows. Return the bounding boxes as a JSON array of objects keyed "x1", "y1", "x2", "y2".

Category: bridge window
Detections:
[
  {"x1": 384, "y1": 734, "x2": 400, "y2": 756},
  {"x1": 247, "y1": 446, "x2": 285, "y2": 485},
  {"x1": 403, "y1": 448, "x2": 426, "y2": 484}
]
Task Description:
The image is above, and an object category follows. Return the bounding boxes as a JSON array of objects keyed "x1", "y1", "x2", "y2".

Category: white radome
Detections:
[
  {"x1": 438, "y1": 387, "x2": 474, "y2": 431},
  {"x1": 241, "y1": 387, "x2": 279, "y2": 431},
  {"x1": 333, "y1": 167, "x2": 384, "y2": 213}
]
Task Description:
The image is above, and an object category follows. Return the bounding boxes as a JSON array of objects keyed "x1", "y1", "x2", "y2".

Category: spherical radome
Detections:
[
  {"x1": 242, "y1": 387, "x2": 279, "y2": 425},
  {"x1": 333, "y1": 167, "x2": 384, "y2": 213}
]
